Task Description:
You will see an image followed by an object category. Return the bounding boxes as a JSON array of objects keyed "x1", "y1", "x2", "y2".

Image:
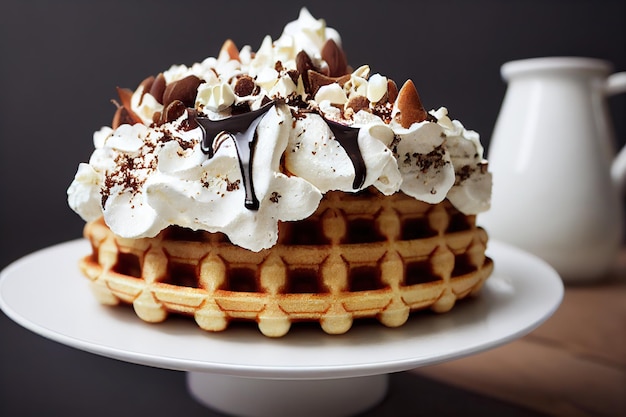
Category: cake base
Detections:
[
  {"x1": 80, "y1": 191, "x2": 493, "y2": 337},
  {"x1": 187, "y1": 372, "x2": 388, "y2": 417}
]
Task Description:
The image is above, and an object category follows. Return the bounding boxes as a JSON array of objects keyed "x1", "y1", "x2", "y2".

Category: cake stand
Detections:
[{"x1": 0, "y1": 239, "x2": 563, "y2": 417}]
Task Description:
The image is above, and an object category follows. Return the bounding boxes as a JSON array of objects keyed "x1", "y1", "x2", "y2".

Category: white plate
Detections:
[{"x1": 0, "y1": 239, "x2": 563, "y2": 380}]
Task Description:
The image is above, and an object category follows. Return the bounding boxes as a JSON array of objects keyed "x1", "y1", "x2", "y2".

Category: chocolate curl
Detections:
[
  {"x1": 395, "y1": 80, "x2": 428, "y2": 128},
  {"x1": 321, "y1": 39, "x2": 349, "y2": 77}
]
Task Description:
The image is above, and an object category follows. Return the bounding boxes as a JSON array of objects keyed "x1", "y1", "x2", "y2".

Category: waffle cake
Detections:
[{"x1": 69, "y1": 9, "x2": 493, "y2": 337}]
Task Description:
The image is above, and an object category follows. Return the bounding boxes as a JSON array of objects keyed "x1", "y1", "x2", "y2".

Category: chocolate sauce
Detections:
[
  {"x1": 325, "y1": 119, "x2": 366, "y2": 189},
  {"x1": 196, "y1": 101, "x2": 276, "y2": 210},
  {"x1": 196, "y1": 101, "x2": 367, "y2": 210}
]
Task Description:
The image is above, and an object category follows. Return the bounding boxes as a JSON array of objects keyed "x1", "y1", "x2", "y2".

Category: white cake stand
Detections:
[{"x1": 0, "y1": 239, "x2": 563, "y2": 417}]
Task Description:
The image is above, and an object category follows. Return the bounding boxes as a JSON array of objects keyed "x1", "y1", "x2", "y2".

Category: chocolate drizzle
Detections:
[
  {"x1": 196, "y1": 101, "x2": 367, "y2": 210},
  {"x1": 196, "y1": 101, "x2": 276, "y2": 210},
  {"x1": 325, "y1": 119, "x2": 366, "y2": 189}
]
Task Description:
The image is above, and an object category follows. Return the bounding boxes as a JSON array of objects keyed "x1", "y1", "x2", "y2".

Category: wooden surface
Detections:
[{"x1": 415, "y1": 249, "x2": 626, "y2": 417}]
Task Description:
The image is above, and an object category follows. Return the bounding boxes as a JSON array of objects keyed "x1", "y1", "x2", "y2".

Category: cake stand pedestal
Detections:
[
  {"x1": 187, "y1": 373, "x2": 388, "y2": 417},
  {"x1": 0, "y1": 239, "x2": 563, "y2": 417}
]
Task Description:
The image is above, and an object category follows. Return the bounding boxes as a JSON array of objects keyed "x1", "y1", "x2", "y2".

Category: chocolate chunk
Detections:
[
  {"x1": 386, "y1": 79, "x2": 398, "y2": 104},
  {"x1": 112, "y1": 87, "x2": 141, "y2": 128},
  {"x1": 234, "y1": 75, "x2": 257, "y2": 97},
  {"x1": 162, "y1": 75, "x2": 202, "y2": 108},
  {"x1": 138, "y1": 76, "x2": 155, "y2": 97},
  {"x1": 150, "y1": 73, "x2": 166, "y2": 104},
  {"x1": 395, "y1": 80, "x2": 428, "y2": 128},
  {"x1": 296, "y1": 51, "x2": 315, "y2": 93},
  {"x1": 346, "y1": 95, "x2": 370, "y2": 114},
  {"x1": 116, "y1": 86, "x2": 134, "y2": 109},
  {"x1": 112, "y1": 106, "x2": 138, "y2": 129},
  {"x1": 321, "y1": 39, "x2": 349, "y2": 77},
  {"x1": 160, "y1": 100, "x2": 187, "y2": 124},
  {"x1": 286, "y1": 69, "x2": 299, "y2": 85},
  {"x1": 307, "y1": 70, "x2": 350, "y2": 97}
]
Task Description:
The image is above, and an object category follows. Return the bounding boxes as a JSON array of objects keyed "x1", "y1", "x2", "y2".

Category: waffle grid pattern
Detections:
[{"x1": 80, "y1": 190, "x2": 493, "y2": 337}]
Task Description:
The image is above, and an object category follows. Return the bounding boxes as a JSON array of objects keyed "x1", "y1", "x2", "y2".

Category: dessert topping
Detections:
[{"x1": 68, "y1": 8, "x2": 491, "y2": 251}]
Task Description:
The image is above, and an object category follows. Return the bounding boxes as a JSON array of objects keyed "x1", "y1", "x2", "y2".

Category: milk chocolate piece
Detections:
[
  {"x1": 111, "y1": 87, "x2": 142, "y2": 128},
  {"x1": 162, "y1": 75, "x2": 202, "y2": 108},
  {"x1": 346, "y1": 95, "x2": 370, "y2": 114},
  {"x1": 160, "y1": 100, "x2": 187, "y2": 124},
  {"x1": 395, "y1": 80, "x2": 428, "y2": 128},
  {"x1": 321, "y1": 39, "x2": 348, "y2": 77},
  {"x1": 296, "y1": 51, "x2": 315, "y2": 93},
  {"x1": 307, "y1": 70, "x2": 350, "y2": 97},
  {"x1": 150, "y1": 73, "x2": 167, "y2": 104},
  {"x1": 386, "y1": 79, "x2": 398, "y2": 104}
]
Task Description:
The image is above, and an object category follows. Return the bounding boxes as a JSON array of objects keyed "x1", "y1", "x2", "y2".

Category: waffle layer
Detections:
[{"x1": 80, "y1": 189, "x2": 493, "y2": 337}]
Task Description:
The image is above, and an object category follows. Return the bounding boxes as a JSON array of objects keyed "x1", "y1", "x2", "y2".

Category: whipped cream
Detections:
[{"x1": 68, "y1": 8, "x2": 492, "y2": 251}]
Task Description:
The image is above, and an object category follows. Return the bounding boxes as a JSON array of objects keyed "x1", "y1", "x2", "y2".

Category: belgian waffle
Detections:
[{"x1": 80, "y1": 188, "x2": 493, "y2": 337}]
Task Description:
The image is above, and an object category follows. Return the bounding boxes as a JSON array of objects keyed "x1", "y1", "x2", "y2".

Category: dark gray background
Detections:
[{"x1": 1, "y1": 1, "x2": 624, "y2": 415}]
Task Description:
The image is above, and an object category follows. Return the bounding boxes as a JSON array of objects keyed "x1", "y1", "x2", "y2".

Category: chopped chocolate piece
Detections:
[
  {"x1": 321, "y1": 39, "x2": 349, "y2": 77},
  {"x1": 234, "y1": 75, "x2": 257, "y2": 97},
  {"x1": 116, "y1": 86, "x2": 134, "y2": 109},
  {"x1": 161, "y1": 100, "x2": 187, "y2": 124},
  {"x1": 346, "y1": 96, "x2": 370, "y2": 114},
  {"x1": 162, "y1": 75, "x2": 203, "y2": 108},
  {"x1": 395, "y1": 80, "x2": 428, "y2": 128},
  {"x1": 386, "y1": 79, "x2": 398, "y2": 104},
  {"x1": 138, "y1": 75, "x2": 155, "y2": 102},
  {"x1": 307, "y1": 70, "x2": 350, "y2": 97},
  {"x1": 150, "y1": 73, "x2": 167, "y2": 104},
  {"x1": 112, "y1": 106, "x2": 139, "y2": 129},
  {"x1": 286, "y1": 69, "x2": 299, "y2": 85},
  {"x1": 111, "y1": 87, "x2": 142, "y2": 128},
  {"x1": 296, "y1": 51, "x2": 315, "y2": 93}
]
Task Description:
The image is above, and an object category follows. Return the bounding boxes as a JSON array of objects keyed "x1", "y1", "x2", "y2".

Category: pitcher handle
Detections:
[
  {"x1": 605, "y1": 72, "x2": 626, "y2": 192},
  {"x1": 606, "y1": 71, "x2": 626, "y2": 95}
]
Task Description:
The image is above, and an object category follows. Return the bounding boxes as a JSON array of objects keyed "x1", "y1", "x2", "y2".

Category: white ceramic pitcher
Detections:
[{"x1": 481, "y1": 57, "x2": 626, "y2": 283}]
